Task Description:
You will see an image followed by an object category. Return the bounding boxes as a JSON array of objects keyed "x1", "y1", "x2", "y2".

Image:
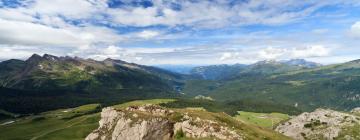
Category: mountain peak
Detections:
[
  {"x1": 29, "y1": 53, "x2": 42, "y2": 59},
  {"x1": 103, "y1": 58, "x2": 127, "y2": 66},
  {"x1": 26, "y1": 54, "x2": 43, "y2": 63},
  {"x1": 42, "y1": 54, "x2": 59, "y2": 61},
  {"x1": 282, "y1": 59, "x2": 321, "y2": 68}
]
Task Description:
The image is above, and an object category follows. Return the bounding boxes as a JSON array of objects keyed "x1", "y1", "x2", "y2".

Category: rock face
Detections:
[
  {"x1": 86, "y1": 105, "x2": 243, "y2": 140},
  {"x1": 275, "y1": 108, "x2": 360, "y2": 140},
  {"x1": 351, "y1": 107, "x2": 360, "y2": 114},
  {"x1": 86, "y1": 106, "x2": 173, "y2": 140}
]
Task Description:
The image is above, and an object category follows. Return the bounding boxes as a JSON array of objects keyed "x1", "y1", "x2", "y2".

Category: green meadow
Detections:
[{"x1": 234, "y1": 111, "x2": 290, "y2": 128}]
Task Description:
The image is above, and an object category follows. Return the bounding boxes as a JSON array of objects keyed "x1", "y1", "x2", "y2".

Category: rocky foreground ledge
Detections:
[
  {"x1": 276, "y1": 108, "x2": 360, "y2": 140},
  {"x1": 86, "y1": 105, "x2": 244, "y2": 140}
]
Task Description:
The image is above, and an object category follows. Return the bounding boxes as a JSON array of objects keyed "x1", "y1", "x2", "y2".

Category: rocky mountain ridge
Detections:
[{"x1": 0, "y1": 54, "x2": 182, "y2": 91}]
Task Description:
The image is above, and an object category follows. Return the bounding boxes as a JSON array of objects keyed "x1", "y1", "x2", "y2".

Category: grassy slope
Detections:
[
  {"x1": 161, "y1": 98, "x2": 301, "y2": 116},
  {"x1": 0, "y1": 109, "x2": 18, "y2": 122},
  {"x1": 0, "y1": 99, "x2": 291, "y2": 140},
  {"x1": 335, "y1": 113, "x2": 360, "y2": 140},
  {"x1": 0, "y1": 99, "x2": 174, "y2": 140},
  {"x1": 184, "y1": 74, "x2": 360, "y2": 112},
  {"x1": 172, "y1": 108, "x2": 290, "y2": 140},
  {"x1": 182, "y1": 61, "x2": 360, "y2": 112},
  {"x1": 234, "y1": 111, "x2": 289, "y2": 128},
  {"x1": 0, "y1": 104, "x2": 101, "y2": 140}
]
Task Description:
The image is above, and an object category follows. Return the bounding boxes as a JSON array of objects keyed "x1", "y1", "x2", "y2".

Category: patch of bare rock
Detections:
[
  {"x1": 86, "y1": 104, "x2": 243, "y2": 140},
  {"x1": 275, "y1": 108, "x2": 360, "y2": 140}
]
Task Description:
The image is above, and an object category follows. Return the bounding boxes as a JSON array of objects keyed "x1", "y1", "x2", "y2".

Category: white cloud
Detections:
[
  {"x1": 291, "y1": 45, "x2": 330, "y2": 58},
  {"x1": 137, "y1": 30, "x2": 160, "y2": 39},
  {"x1": 107, "y1": 0, "x2": 345, "y2": 28},
  {"x1": 0, "y1": 18, "x2": 122, "y2": 48},
  {"x1": 258, "y1": 47, "x2": 287, "y2": 59},
  {"x1": 0, "y1": 19, "x2": 85, "y2": 46},
  {"x1": 220, "y1": 52, "x2": 233, "y2": 61},
  {"x1": 135, "y1": 57, "x2": 143, "y2": 61},
  {"x1": 257, "y1": 45, "x2": 330, "y2": 60},
  {"x1": 103, "y1": 45, "x2": 121, "y2": 55},
  {"x1": 350, "y1": 21, "x2": 360, "y2": 38},
  {"x1": 0, "y1": 45, "x2": 68, "y2": 60},
  {"x1": 0, "y1": 47, "x2": 35, "y2": 60},
  {"x1": 29, "y1": 0, "x2": 107, "y2": 19},
  {"x1": 0, "y1": 0, "x2": 358, "y2": 65},
  {"x1": 0, "y1": 8, "x2": 35, "y2": 22}
]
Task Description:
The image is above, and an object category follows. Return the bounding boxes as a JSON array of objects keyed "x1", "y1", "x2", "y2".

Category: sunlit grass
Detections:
[{"x1": 234, "y1": 111, "x2": 289, "y2": 128}]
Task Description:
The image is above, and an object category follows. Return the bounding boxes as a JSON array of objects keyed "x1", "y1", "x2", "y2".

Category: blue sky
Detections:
[{"x1": 0, "y1": 0, "x2": 360, "y2": 65}]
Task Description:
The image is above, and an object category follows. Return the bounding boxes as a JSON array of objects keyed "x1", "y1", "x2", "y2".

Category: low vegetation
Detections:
[
  {"x1": 160, "y1": 98, "x2": 301, "y2": 116},
  {"x1": 0, "y1": 99, "x2": 175, "y2": 140},
  {"x1": 234, "y1": 111, "x2": 289, "y2": 128},
  {"x1": 0, "y1": 99, "x2": 293, "y2": 140}
]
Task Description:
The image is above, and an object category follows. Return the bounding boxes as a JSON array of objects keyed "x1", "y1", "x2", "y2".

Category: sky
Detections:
[{"x1": 0, "y1": 0, "x2": 360, "y2": 65}]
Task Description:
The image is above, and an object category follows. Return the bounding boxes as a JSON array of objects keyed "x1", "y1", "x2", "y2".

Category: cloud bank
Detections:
[{"x1": 0, "y1": 0, "x2": 359, "y2": 64}]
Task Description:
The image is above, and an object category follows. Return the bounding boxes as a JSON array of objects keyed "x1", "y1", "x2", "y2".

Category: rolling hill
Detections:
[{"x1": 183, "y1": 59, "x2": 360, "y2": 112}]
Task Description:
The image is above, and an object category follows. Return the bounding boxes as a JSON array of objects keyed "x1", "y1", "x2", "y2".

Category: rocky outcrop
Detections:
[
  {"x1": 173, "y1": 115, "x2": 240, "y2": 139},
  {"x1": 275, "y1": 108, "x2": 360, "y2": 140},
  {"x1": 86, "y1": 105, "x2": 243, "y2": 140},
  {"x1": 350, "y1": 107, "x2": 360, "y2": 114}
]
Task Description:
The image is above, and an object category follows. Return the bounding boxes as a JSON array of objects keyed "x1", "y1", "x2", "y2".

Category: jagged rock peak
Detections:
[
  {"x1": 42, "y1": 54, "x2": 59, "y2": 61},
  {"x1": 27, "y1": 54, "x2": 42, "y2": 60},
  {"x1": 26, "y1": 54, "x2": 45, "y2": 64},
  {"x1": 103, "y1": 58, "x2": 126, "y2": 63}
]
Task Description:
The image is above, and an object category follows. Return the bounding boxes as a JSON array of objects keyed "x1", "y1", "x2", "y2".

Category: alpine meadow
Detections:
[{"x1": 1, "y1": 0, "x2": 360, "y2": 140}]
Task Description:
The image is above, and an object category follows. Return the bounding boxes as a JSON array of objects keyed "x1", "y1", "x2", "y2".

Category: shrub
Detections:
[{"x1": 174, "y1": 129, "x2": 185, "y2": 139}]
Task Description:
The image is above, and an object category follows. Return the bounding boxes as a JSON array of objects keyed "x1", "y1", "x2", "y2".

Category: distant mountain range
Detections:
[
  {"x1": 281, "y1": 59, "x2": 322, "y2": 68},
  {"x1": 189, "y1": 59, "x2": 322, "y2": 80},
  {"x1": 1, "y1": 55, "x2": 360, "y2": 116},
  {"x1": 154, "y1": 64, "x2": 198, "y2": 74},
  {"x1": 183, "y1": 58, "x2": 360, "y2": 111}
]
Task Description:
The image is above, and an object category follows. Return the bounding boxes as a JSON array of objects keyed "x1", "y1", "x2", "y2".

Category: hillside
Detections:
[
  {"x1": 183, "y1": 59, "x2": 360, "y2": 112},
  {"x1": 189, "y1": 59, "x2": 320, "y2": 80},
  {"x1": 0, "y1": 54, "x2": 183, "y2": 91},
  {"x1": 276, "y1": 108, "x2": 360, "y2": 140},
  {"x1": 0, "y1": 99, "x2": 290, "y2": 140},
  {"x1": 0, "y1": 54, "x2": 187, "y2": 114},
  {"x1": 190, "y1": 64, "x2": 246, "y2": 80},
  {"x1": 1, "y1": 99, "x2": 358, "y2": 140}
]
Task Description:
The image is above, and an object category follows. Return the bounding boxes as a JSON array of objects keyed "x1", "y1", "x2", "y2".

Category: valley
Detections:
[{"x1": 1, "y1": 54, "x2": 360, "y2": 140}]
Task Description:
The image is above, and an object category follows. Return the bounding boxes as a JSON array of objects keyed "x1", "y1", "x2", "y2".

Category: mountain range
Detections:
[
  {"x1": 184, "y1": 59, "x2": 360, "y2": 112},
  {"x1": 0, "y1": 54, "x2": 183, "y2": 91},
  {"x1": 189, "y1": 59, "x2": 321, "y2": 80},
  {"x1": 1, "y1": 54, "x2": 360, "y2": 140},
  {"x1": 0, "y1": 54, "x2": 184, "y2": 114},
  {"x1": 1, "y1": 54, "x2": 360, "y2": 115}
]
